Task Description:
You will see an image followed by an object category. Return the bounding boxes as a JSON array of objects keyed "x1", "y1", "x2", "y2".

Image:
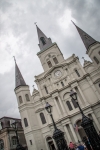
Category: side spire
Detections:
[
  {"x1": 14, "y1": 57, "x2": 26, "y2": 88},
  {"x1": 72, "y1": 21, "x2": 97, "y2": 50},
  {"x1": 36, "y1": 25, "x2": 53, "y2": 51}
]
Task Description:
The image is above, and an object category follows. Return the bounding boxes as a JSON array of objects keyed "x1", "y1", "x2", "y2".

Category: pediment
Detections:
[
  {"x1": 35, "y1": 108, "x2": 44, "y2": 113},
  {"x1": 94, "y1": 78, "x2": 100, "y2": 84},
  {"x1": 44, "y1": 63, "x2": 67, "y2": 77}
]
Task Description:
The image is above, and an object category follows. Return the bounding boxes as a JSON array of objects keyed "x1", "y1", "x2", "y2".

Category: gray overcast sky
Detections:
[{"x1": 0, "y1": 0, "x2": 100, "y2": 118}]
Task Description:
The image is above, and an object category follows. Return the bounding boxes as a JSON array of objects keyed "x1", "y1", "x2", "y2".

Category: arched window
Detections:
[
  {"x1": 44, "y1": 86, "x2": 48, "y2": 94},
  {"x1": 53, "y1": 57, "x2": 58, "y2": 64},
  {"x1": 47, "y1": 61, "x2": 52, "y2": 68},
  {"x1": 40, "y1": 37, "x2": 46, "y2": 45},
  {"x1": 93, "y1": 56, "x2": 99, "y2": 64},
  {"x1": 12, "y1": 136, "x2": 17, "y2": 146},
  {"x1": 19, "y1": 96, "x2": 23, "y2": 104},
  {"x1": 61, "y1": 81, "x2": 64, "y2": 87},
  {"x1": 25, "y1": 94, "x2": 30, "y2": 101},
  {"x1": 40, "y1": 113, "x2": 46, "y2": 124},
  {"x1": 75, "y1": 69, "x2": 80, "y2": 77},
  {"x1": 71, "y1": 99, "x2": 78, "y2": 108},
  {"x1": 0, "y1": 139, "x2": 4, "y2": 150},
  {"x1": 24, "y1": 118, "x2": 28, "y2": 127},
  {"x1": 66, "y1": 101, "x2": 73, "y2": 111}
]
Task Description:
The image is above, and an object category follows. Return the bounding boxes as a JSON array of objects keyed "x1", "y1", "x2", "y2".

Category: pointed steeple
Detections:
[
  {"x1": 72, "y1": 21, "x2": 97, "y2": 50},
  {"x1": 14, "y1": 57, "x2": 26, "y2": 88},
  {"x1": 36, "y1": 25, "x2": 53, "y2": 51}
]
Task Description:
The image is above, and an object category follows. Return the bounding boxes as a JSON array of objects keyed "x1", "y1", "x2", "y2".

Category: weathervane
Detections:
[{"x1": 34, "y1": 22, "x2": 37, "y2": 25}]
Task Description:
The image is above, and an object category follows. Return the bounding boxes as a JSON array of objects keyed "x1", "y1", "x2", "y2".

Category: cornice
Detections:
[
  {"x1": 14, "y1": 85, "x2": 29, "y2": 91},
  {"x1": 37, "y1": 43, "x2": 57, "y2": 55},
  {"x1": 35, "y1": 108, "x2": 44, "y2": 113},
  {"x1": 93, "y1": 78, "x2": 100, "y2": 84},
  {"x1": 86, "y1": 42, "x2": 100, "y2": 54}
]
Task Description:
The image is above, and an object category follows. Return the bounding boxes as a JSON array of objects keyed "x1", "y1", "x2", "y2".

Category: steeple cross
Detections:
[
  {"x1": 13, "y1": 56, "x2": 16, "y2": 62},
  {"x1": 34, "y1": 22, "x2": 37, "y2": 25},
  {"x1": 82, "y1": 57, "x2": 85, "y2": 61}
]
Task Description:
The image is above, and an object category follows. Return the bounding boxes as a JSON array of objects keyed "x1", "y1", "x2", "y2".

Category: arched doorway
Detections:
[
  {"x1": 46, "y1": 137, "x2": 56, "y2": 150},
  {"x1": 76, "y1": 120, "x2": 86, "y2": 140},
  {"x1": 0, "y1": 139, "x2": 4, "y2": 150}
]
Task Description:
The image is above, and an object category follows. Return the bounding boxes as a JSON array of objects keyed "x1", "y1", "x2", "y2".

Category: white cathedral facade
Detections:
[{"x1": 14, "y1": 23, "x2": 100, "y2": 150}]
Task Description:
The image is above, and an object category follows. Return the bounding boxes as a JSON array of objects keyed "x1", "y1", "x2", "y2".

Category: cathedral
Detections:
[{"x1": 14, "y1": 23, "x2": 100, "y2": 150}]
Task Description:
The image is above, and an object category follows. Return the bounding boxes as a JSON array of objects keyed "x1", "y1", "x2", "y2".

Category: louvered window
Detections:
[
  {"x1": 40, "y1": 37, "x2": 46, "y2": 45},
  {"x1": 53, "y1": 57, "x2": 58, "y2": 64},
  {"x1": 47, "y1": 61, "x2": 52, "y2": 68}
]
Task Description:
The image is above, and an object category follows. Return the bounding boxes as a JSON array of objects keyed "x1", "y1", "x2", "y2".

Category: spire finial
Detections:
[
  {"x1": 34, "y1": 22, "x2": 37, "y2": 26},
  {"x1": 32, "y1": 85, "x2": 34, "y2": 89},
  {"x1": 71, "y1": 20, "x2": 76, "y2": 26},
  {"x1": 82, "y1": 57, "x2": 85, "y2": 61},
  {"x1": 13, "y1": 56, "x2": 16, "y2": 63}
]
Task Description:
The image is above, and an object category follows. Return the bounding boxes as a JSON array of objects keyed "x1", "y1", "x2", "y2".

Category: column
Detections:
[
  {"x1": 69, "y1": 123, "x2": 78, "y2": 143},
  {"x1": 58, "y1": 96, "x2": 66, "y2": 114},
  {"x1": 48, "y1": 78, "x2": 53, "y2": 92},
  {"x1": 87, "y1": 77, "x2": 100, "y2": 100},
  {"x1": 53, "y1": 98, "x2": 61, "y2": 116},
  {"x1": 77, "y1": 60, "x2": 86, "y2": 75},
  {"x1": 42, "y1": 99, "x2": 49, "y2": 124},
  {"x1": 67, "y1": 68, "x2": 74, "y2": 81},
  {"x1": 73, "y1": 87, "x2": 83, "y2": 106},
  {"x1": 36, "y1": 82, "x2": 43, "y2": 97},
  {"x1": 77, "y1": 85, "x2": 89, "y2": 105},
  {"x1": 50, "y1": 77, "x2": 56, "y2": 90},
  {"x1": 91, "y1": 113, "x2": 100, "y2": 130},
  {"x1": 75, "y1": 131, "x2": 81, "y2": 142},
  {"x1": 53, "y1": 139, "x2": 57, "y2": 149},
  {"x1": 63, "y1": 125, "x2": 72, "y2": 143}
]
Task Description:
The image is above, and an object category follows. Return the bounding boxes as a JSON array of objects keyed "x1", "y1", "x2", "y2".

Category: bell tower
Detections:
[
  {"x1": 14, "y1": 60, "x2": 38, "y2": 150},
  {"x1": 73, "y1": 21, "x2": 100, "y2": 68},
  {"x1": 36, "y1": 25, "x2": 64, "y2": 71}
]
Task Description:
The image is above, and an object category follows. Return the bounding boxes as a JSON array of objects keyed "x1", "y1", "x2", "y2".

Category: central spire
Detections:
[{"x1": 36, "y1": 25, "x2": 53, "y2": 51}]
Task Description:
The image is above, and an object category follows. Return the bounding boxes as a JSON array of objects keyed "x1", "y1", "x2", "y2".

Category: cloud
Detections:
[{"x1": 0, "y1": 0, "x2": 100, "y2": 118}]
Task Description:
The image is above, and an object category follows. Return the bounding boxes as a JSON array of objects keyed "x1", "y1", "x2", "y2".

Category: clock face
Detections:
[{"x1": 55, "y1": 70, "x2": 62, "y2": 77}]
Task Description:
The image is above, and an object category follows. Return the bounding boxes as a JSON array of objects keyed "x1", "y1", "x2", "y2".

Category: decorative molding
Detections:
[
  {"x1": 93, "y1": 78, "x2": 100, "y2": 84},
  {"x1": 35, "y1": 108, "x2": 44, "y2": 113}
]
